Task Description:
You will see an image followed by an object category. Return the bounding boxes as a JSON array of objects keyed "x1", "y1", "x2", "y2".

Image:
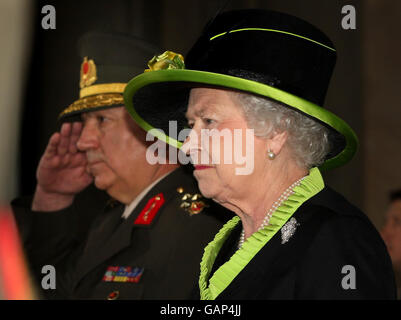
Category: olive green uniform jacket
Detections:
[{"x1": 12, "y1": 167, "x2": 231, "y2": 299}]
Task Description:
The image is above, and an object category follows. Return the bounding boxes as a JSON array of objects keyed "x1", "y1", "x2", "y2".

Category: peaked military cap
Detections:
[{"x1": 59, "y1": 32, "x2": 160, "y2": 121}]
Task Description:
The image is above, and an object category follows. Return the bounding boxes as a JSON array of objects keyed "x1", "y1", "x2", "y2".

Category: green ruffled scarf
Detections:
[{"x1": 199, "y1": 167, "x2": 325, "y2": 300}]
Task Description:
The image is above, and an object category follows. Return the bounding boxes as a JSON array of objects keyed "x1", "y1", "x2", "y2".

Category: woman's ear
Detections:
[{"x1": 267, "y1": 131, "x2": 288, "y2": 157}]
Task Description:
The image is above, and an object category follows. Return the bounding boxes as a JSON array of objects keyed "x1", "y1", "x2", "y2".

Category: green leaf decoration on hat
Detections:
[{"x1": 145, "y1": 51, "x2": 185, "y2": 72}]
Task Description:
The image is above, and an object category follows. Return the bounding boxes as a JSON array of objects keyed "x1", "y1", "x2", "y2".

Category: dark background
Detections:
[{"x1": 18, "y1": 0, "x2": 401, "y2": 229}]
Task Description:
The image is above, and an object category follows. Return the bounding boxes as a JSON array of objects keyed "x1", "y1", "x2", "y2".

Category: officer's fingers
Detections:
[
  {"x1": 81, "y1": 171, "x2": 93, "y2": 185},
  {"x1": 71, "y1": 121, "x2": 83, "y2": 136},
  {"x1": 47, "y1": 154, "x2": 61, "y2": 167},
  {"x1": 70, "y1": 152, "x2": 87, "y2": 167},
  {"x1": 75, "y1": 166, "x2": 93, "y2": 186},
  {"x1": 60, "y1": 153, "x2": 71, "y2": 167},
  {"x1": 57, "y1": 123, "x2": 72, "y2": 155},
  {"x1": 69, "y1": 122, "x2": 83, "y2": 154},
  {"x1": 60, "y1": 122, "x2": 72, "y2": 137},
  {"x1": 44, "y1": 133, "x2": 61, "y2": 158}
]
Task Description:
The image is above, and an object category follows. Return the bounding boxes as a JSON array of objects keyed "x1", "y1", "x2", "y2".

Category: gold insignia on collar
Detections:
[
  {"x1": 179, "y1": 192, "x2": 209, "y2": 215},
  {"x1": 189, "y1": 201, "x2": 207, "y2": 215},
  {"x1": 80, "y1": 56, "x2": 97, "y2": 88}
]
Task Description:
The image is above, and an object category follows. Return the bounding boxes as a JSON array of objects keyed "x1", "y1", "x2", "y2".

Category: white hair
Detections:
[{"x1": 230, "y1": 91, "x2": 331, "y2": 169}]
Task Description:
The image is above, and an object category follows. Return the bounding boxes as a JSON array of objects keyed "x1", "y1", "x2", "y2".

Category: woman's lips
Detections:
[{"x1": 194, "y1": 165, "x2": 213, "y2": 170}]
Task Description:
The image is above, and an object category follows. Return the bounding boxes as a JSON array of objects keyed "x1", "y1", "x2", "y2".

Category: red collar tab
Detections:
[{"x1": 134, "y1": 193, "x2": 165, "y2": 225}]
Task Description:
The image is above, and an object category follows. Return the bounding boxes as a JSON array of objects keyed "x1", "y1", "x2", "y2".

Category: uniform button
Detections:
[
  {"x1": 107, "y1": 290, "x2": 120, "y2": 300},
  {"x1": 176, "y1": 187, "x2": 184, "y2": 194}
]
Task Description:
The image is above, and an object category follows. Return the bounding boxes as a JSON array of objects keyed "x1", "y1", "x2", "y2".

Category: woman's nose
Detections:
[
  {"x1": 77, "y1": 122, "x2": 100, "y2": 151},
  {"x1": 181, "y1": 128, "x2": 200, "y2": 155},
  {"x1": 180, "y1": 127, "x2": 203, "y2": 164}
]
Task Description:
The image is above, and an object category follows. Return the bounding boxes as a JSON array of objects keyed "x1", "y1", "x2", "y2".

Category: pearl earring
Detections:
[{"x1": 267, "y1": 149, "x2": 276, "y2": 160}]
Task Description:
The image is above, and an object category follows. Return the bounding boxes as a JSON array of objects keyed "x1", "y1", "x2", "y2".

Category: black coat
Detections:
[
  {"x1": 207, "y1": 187, "x2": 396, "y2": 299},
  {"x1": 12, "y1": 167, "x2": 232, "y2": 299}
]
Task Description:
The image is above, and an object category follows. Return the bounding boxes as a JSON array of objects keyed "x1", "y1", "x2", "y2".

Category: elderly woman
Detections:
[{"x1": 124, "y1": 9, "x2": 396, "y2": 299}]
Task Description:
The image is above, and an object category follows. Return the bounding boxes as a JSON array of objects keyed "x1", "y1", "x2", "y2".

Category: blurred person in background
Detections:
[
  {"x1": 381, "y1": 189, "x2": 401, "y2": 299},
  {"x1": 0, "y1": 206, "x2": 35, "y2": 299}
]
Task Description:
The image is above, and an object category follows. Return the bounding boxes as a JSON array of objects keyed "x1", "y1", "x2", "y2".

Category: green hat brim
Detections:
[{"x1": 123, "y1": 69, "x2": 358, "y2": 171}]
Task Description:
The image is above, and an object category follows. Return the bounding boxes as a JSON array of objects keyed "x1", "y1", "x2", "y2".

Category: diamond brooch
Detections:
[{"x1": 281, "y1": 217, "x2": 300, "y2": 244}]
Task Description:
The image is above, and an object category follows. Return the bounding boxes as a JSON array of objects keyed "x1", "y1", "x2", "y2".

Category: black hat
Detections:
[
  {"x1": 59, "y1": 32, "x2": 160, "y2": 120},
  {"x1": 123, "y1": 9, "x2": 358, "y2": 170}
]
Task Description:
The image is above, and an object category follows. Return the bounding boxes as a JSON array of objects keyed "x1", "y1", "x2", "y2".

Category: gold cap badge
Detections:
[{"x1": 80, "y1": 56, "x2": 97, "y2": 88}]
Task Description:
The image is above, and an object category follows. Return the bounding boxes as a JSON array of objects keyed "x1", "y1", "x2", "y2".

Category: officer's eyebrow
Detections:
[
  {"x1": 80, "y1": 112, "x2": 89, "y2": 120},
  {"x1": 80, "y1": 111, "x2": 98, "y2": 122}
]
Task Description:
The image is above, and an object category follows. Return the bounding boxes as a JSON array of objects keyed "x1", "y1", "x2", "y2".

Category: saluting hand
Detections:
[{"x1": 32, "y1": 122, "x2": 93, "y2": 211}]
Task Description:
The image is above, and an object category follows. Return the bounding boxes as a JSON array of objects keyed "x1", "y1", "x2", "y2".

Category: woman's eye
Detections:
[{"x1": 203, "y1": 118, "x2": 214, "y2": 125}]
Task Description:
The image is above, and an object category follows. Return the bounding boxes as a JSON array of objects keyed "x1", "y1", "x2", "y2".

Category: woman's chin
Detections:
[
  {"x1": 197, "y1": 181, "x2": 216, "y2": 199},
  {"x1": 193, "y1": 169, "x2": 221, "y2": 199}
]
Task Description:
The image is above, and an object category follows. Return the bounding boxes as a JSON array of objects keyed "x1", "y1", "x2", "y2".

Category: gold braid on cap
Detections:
[
  {"x1": 59, "y1": 93, "x2": 124, "y2": 119},
  {"x1": 80, "y1": 83, "x2": 126, "y2": 98}
]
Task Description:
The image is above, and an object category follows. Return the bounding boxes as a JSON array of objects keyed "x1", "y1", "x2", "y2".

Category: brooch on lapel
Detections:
[
  {"x1": 176, "y1": 187, "x2": 209, "y2": 215},
  {"x1": 281, "y1": 217, "x2": 300, "y2": 244},
  {"x1": 134, "y1": 193, "x2": 165, "y2": 225}
]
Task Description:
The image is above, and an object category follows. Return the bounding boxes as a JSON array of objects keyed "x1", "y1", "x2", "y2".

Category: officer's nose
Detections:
[{"x1": 77, "y1": 121, "x2": 100, "y2": 151}]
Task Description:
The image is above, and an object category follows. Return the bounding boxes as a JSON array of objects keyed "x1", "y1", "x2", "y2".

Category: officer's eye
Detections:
[{"x1": 97, "y1": 115, "x2": 108, "y2": 123}]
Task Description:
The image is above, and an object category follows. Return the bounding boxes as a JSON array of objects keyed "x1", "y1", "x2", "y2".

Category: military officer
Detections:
[{"x1": 11, "y1": 32, "x2": 231, "y2": 299}]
